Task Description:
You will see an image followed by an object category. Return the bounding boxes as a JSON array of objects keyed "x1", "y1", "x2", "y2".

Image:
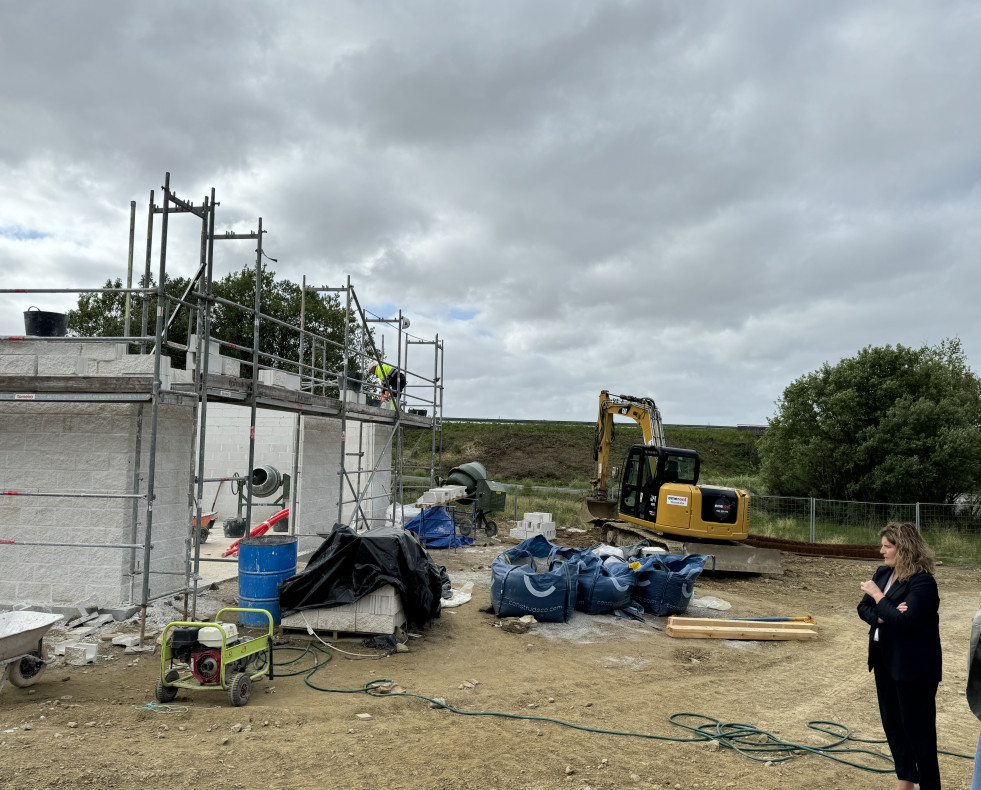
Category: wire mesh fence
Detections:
[{"x1": 752, "y1": 495, "x2": 981, "y2": 564}]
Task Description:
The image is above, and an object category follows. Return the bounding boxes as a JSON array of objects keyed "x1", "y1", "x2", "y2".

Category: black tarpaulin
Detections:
[{"x1": 278, "y1": 525, "x2": 448, "y2": 629}]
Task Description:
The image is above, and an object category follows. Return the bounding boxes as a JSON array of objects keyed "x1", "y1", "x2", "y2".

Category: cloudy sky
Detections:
[{"x1": 2, "y1": 1, "x2": 979, "y2": 424}]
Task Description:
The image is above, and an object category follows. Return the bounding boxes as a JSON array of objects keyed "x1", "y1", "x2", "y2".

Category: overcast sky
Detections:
[{"x1": 2, "y1": 1, "x2": 979, "y2": 424}]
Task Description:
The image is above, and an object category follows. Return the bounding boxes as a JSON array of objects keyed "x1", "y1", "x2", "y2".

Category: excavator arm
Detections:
[{"x1": 589, "y1": 390, "x2": 665, "y2": 502}]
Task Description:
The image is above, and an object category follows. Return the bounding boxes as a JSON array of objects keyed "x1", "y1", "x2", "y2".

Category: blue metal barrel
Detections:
[{"x1": 238, "y1": 535, "x2": 298, "y2": 626}]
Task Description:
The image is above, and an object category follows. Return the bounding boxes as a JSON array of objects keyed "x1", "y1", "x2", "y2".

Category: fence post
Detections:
[
  {"x1": 810, "y1": 498, "x2": 816, "y2": 542},
  {"x1": 915, "y1": 502, "x2": 920, "y2": 531}
]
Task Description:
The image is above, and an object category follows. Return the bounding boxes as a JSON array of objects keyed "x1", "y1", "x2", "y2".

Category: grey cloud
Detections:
[{"x1": 3, "y1": 0, "x2": 980, "y2": 424}]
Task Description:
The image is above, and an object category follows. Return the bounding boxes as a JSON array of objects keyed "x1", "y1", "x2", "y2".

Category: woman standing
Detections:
[{"x1": 858, "y1": 521, "x2": 942, "y2": 790}]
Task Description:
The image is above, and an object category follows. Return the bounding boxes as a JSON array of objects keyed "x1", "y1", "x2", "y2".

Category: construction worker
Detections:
[{"x1": 370, "y1": 362, "x2": 406, "y2": 408}]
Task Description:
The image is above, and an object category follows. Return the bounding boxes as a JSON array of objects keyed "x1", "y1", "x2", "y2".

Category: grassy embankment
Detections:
[
  {"x1": 412, "y1": 420, "x2": 759, "y2": 533},
  {"x1": 402, "y1": 421, "x2": 980, "y2": 563}
]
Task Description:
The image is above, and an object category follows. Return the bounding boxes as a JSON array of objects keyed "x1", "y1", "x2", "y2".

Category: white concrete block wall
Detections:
[
  {"x1": 297, "y1": 415, "x2": 342, "y2": 553},
  {"x1": 77, "y1": 343, "x2": 126, "y2": 362},
  {"x1": 0, "y1": 340, "x2": 84, "y2": 357},
  {"x1": 1, "y1": 339, "x2": 404, "y2": 604},
  {"x1": 95, "y1": 355, "x2": 169, "y2": 377},
  {"x1": 37, "y1": 356, "x2": 89, "y2": 376},
  {"x1": 357, "y1": 422, "x2": 393, "y2": 529},
  {"x1": 142, "y1": 404, "x2": 196, "y2": 601},
  {"x1": 0, "y1": 402, "x2": 193, "y2": 611},
  {"x1": 1, "y1": 354, "x2": 38, "y2": 375}
]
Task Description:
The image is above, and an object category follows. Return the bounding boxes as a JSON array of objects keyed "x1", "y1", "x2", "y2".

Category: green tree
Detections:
[
  {"x1": 67, "y1": 278, "x2": 127, "y2": 337},
  {"x1": 758, "y1": 340, "x2": 981, "y2": 503},
  {"x1": 67, "y1": 268, "x2": 365, "y2": 379},
  {"x1": 210, "y1": 266, "x2": 365, "y2": 377},
  {"x1": 67, "y1": 274, "x2": 190, "y2": 351}
]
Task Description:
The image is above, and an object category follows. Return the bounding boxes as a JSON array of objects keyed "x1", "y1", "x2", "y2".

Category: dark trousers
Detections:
[{"x1": 872, "y1": 644, "x2": 941, "y2": 789}]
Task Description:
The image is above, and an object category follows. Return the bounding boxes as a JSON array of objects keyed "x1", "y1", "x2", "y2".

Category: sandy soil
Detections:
[{"x1": 2, "y1": 530, "x2": 980, "y2": 790}]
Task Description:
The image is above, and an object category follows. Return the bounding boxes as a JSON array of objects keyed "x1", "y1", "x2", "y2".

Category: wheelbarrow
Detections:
[
  {"x1": 193, "y1": 511, "x2": 217, "y2": 544},
  {"x1": 0, "y1": 611, "x2": 64, "y2": 694}
]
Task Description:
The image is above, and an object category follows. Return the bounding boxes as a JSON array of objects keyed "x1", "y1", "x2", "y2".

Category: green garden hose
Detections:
[{"x1": 272, "y1": 643, "x2": 973, "y2": 774}]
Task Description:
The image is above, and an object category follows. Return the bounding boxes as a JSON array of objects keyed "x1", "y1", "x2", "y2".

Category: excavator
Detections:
[{"x1": 584, "y1": 391, "x2": 782, "y2": 574}]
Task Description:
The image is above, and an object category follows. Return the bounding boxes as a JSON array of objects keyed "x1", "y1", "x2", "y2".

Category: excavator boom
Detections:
[{"x1": 590, "y1": 390, "x2": 664, "y2": 505}]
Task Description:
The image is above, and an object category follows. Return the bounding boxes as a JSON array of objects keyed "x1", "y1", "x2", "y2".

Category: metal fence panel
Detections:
[
  {"x1": 751, "y1": 495, "x2": 981, "y2": 564},
  {"x1": 750, "y1": 496, "x2": 811, "y2": 542}
]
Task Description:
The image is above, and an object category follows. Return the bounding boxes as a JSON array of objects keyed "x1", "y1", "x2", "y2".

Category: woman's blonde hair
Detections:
[{"x1": 880, "y1": 521, "x2": 935, "y2": 580}]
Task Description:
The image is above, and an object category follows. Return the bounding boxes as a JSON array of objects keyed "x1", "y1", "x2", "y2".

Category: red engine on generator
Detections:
[{"x1": 168, "y1": 624, "x2": 248, "y2": 685}]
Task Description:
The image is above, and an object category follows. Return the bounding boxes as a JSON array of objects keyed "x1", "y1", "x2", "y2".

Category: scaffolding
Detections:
[{"x1": 0, "y1": 172, "x2": 445, "y2": 637}]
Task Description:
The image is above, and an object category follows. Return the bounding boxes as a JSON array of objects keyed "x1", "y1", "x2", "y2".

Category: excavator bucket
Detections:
[{"x1": 583, "y1": 496, "x2": 618, "y2": 524}]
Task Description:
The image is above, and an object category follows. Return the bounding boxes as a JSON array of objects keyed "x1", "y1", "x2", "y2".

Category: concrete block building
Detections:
[{"x1": 0, "y1": 338, "x2": 420, "y2": 615}]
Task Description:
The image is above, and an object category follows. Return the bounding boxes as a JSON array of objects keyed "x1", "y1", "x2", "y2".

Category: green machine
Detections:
[{"x1": 443, "y1": 462, "x2": 507, "y2": 538}]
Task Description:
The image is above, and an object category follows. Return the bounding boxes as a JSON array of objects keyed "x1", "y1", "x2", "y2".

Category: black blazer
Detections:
[{"x1": 857, "y1": 565, "x2": 942, "y2": 684}]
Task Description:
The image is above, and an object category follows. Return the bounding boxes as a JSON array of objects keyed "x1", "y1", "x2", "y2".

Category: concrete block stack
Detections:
[
  {"x1": 340, "y1": 388, "x2": 366, "y2": 405},
  {"x1": 258, "y1": 368, "x2": 301, "y2": 390},
  {"x1": 281, "y1": 584, "x2": 406, "y2": 635},
  {"x1": 0, "y1": 339, "x2": 174, "y2": 388},
  {"x1": 186, "y1": 334, "x2": 242, "y2": 379},
  {"x1": 94, "y1": 352, "x2": 172, "y2": 389},
  {"x1": 416, "y1": 484, "x2": 467, "y2": 506},
  {"x1": 509, "y1": 512, "x2": 557, "y2": 540}
]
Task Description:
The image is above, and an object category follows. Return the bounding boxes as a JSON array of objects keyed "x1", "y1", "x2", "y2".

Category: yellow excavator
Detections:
[{"x1": 584, "y1": 391, "x2": 781, "y2": 573}]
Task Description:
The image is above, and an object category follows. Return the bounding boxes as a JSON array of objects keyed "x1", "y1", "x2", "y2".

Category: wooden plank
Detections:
[
  {"x1": 666, "y1": 624, "x2": 817, "y2": 640},
  {"x1": 417, "y1": 494, "x2": 470, "y2": 510},
  {"x1": 669, "y1": 616, "x2": 814, "y2": 630},
  {"x1": 666, "y1": 616, "x2": 818, "y2": 641},
  {"x1": 0, "y1": 375, "x2": 153, "y2": 393}
]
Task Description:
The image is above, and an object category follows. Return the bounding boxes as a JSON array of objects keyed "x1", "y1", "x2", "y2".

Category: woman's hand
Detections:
[
  {"x1": 897, "y1": 601, "x2": 907, "y2": 613},
  {"x1": 860, "y1": 580, "x2": 884, "y2": 602}
]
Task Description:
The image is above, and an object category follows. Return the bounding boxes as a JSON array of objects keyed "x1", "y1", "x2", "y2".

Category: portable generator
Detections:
[{"x1": 155, "y1": 607, "x2": 274, "y2": 707}]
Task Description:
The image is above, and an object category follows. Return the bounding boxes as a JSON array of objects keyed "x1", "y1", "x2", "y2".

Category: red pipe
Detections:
[{"x1": 222, "y1": 508, "x2": 290, "y2": 557}]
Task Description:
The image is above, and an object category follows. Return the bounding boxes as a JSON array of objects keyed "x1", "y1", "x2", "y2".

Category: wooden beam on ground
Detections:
[{"x1": 666, "y1": 616, "x2": 818, "y2": 641}]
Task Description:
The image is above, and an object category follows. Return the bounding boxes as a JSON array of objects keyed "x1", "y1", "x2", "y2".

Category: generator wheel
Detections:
[
  {"x1": 154, "y1": 677, "x2": 178, "y2": 703},
  {"x1": 228, "y1": 672, "x2": 252, "y2": 707},
  {"x1": 483, "y1": 520, "x2": 498, "y2": 538},
  {"x1": 9, "y1": 652, "x2": 45, "y2": 688}
]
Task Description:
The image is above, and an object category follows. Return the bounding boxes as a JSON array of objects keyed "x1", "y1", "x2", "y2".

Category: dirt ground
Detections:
[{"x1": 2, "y1": 528, "x2": 981, "y2": 790}]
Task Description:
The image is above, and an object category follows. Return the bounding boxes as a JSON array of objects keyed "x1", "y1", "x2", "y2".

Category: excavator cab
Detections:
[
  {"x1": 615, "y1": 443, "x2": 748, "y2": 540},
  {"x1": 618, "y1": 446, "x2": 699, "y2": 524}
]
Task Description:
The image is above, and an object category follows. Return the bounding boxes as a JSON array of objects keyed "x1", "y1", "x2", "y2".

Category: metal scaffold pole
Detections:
[{"x1": 139, "y1": 171, "x2": 172, "y2": 642}]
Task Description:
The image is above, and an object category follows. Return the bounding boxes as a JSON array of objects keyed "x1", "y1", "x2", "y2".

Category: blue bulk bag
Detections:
[
  {"x1": 632, "y1": 553, "x2": 709, "y2": 616},
  {"x1": 491, "y1": 535, "x2": 577, "y2": 623},
  {"x1": 551, "y1": 547, "x2": 635, "y2": 615},
  {"x1": 577, "y1": 556, "x2": 635, "y2": 615},
  {"x1": 404, "y1": 507, "x2": 473, "y2": 549}
]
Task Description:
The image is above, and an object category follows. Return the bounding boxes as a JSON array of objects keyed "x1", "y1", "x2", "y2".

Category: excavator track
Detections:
[
  {"x1": 601, "y1": 520, "x2": 880, "y2": 572},
  {"x1": 600, "y1": 521, "x2": 784, "y2": 575}
]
